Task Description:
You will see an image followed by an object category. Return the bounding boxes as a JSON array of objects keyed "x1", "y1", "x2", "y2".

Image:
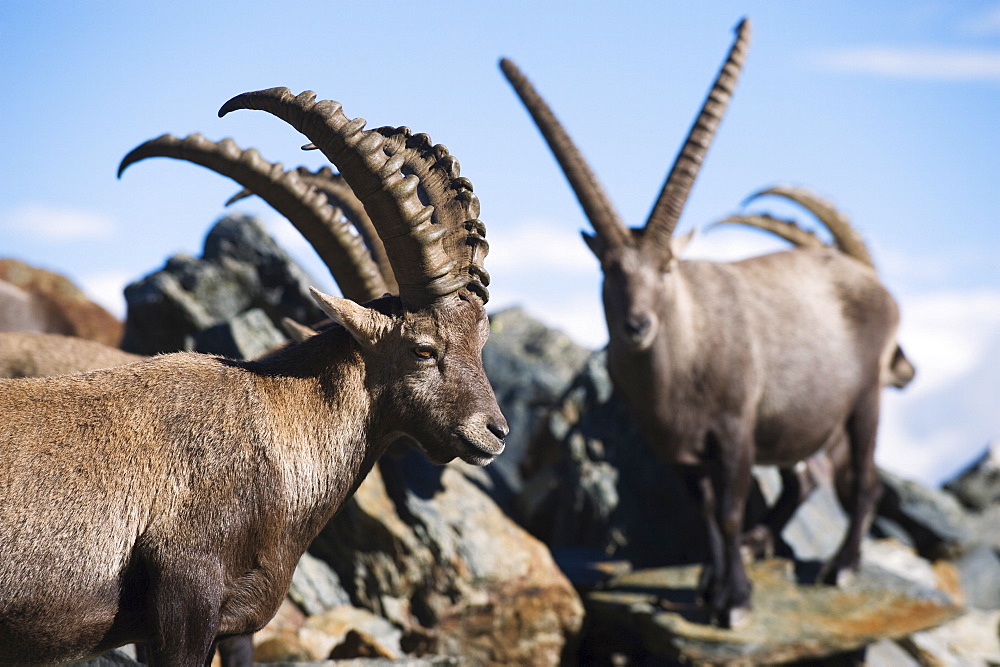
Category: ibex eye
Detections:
[{"x1": 414, "y1": 345, "x2": 437, "y2": 360}]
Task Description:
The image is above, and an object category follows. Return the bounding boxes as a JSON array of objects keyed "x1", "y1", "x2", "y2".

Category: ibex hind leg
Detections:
[
  {"x1": 819, "y1": 387, "x2": 882, "y2": 586},
  {"x1": 142, "y1": 553, "x2": 225, "y2": 666}
]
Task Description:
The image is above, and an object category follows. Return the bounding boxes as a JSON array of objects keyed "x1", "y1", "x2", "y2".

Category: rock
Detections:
[
  {"x1": 953, "y1": 543, "x2": 1000, "y2": 610},
  {"x1": 309, "y1": 451, "x2": 584, "y2": 664},
  {"x1": 945, "y1": 439, "x2": 1000, "y2": 512},
  {"x1": 289, "y1": 552, "x2": 353, "y2": 616},
  {"x1": 69, "y1": 650, "x2": 141, "y2": 666},
  {"x1": 122, "y1": 215, "x2": 324, "y2": 354},
  {"x1": 903, "y1": 608, "x2": 1000, "y2": 665},
  {"x1": 193, "y1": 307, "x2": 287, "y2": 360},
  {"x1": 480, "y1": 306, "x2": 590, "y2": 504},
  {"x1": 583, "y1": 557, "x2": 963, "y2": 665},
  {"x1": 0, "y1": 258, "x2": 123, "y2": 346}
]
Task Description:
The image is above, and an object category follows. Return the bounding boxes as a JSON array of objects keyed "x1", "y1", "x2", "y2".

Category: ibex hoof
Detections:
[{"x1": 714, "y1": 604, "x2": 752, "y2": 630}]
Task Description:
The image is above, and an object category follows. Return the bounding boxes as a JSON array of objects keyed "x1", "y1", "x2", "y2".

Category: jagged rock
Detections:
[
  {"x1": 289, "y1": 552, "x2": 353, "y2": 616},
  {"x1": 518, "y1": 349, "x2": 737, "y2": 569},
  {"x1": 122, "y1": 215, "x2": 324, "y2": 354},
  {"x1": 193, "y1": 307, "x2": 287, "y2": 360},
  {"x1": 945, "y1": 439, "x2": 1000, "y2": 512},
  {"x1": 480, "y1": 307, "x2": 590, "y2": 504},
  {"x1": 309, "y1": 452, "x2": 584, "y2": 664},
  {"x1": 0, "y1": 258, "x2": 123, "y2": 345},
  {"x1": 583, "y1": 556, "x2": 963, "y2": 665}
]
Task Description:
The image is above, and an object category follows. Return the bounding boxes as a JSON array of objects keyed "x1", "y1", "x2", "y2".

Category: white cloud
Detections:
[
  {"x1": 816, "y1": 47, "x2": 1000, "y2": 82},
  {"x1": 3, "y1": 203, "x2": 116, "y2": 241}
]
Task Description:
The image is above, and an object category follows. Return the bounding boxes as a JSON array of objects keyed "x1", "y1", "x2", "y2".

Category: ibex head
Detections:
[
  {"x1": 502, "y1": 19, "x2": 750, "y2": 352},
  {"x1": 214, "y1": 88, "x2": 507, "y2": 464}
]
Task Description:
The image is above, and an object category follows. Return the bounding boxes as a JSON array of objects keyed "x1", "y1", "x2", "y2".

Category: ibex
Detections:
[
  {"x1": 0, "y1": 331, "x2": 143, "y2": 378},
  {"x1": 502, "y1": 19, "x2": 902, "y2": 626},
  {"x1": 0, "y1": 88, "x2": 507, "y2": 664}
]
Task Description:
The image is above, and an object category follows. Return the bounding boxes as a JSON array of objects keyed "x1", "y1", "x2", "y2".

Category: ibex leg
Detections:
[{"x1": 820, "y1": 387, "x2": 881, "y2": 585}]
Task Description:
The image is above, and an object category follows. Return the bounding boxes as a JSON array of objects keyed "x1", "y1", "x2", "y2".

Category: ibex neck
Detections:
[{"x1": 245, "y1": 329, "x2": 388, "y2": 547}]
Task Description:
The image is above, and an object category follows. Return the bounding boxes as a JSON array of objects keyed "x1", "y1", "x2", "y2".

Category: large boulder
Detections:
[
  {"x1": 122, "y1": 214, "x2": 324, "y2": 355},
  {"x1": 309, "y1": 453, "x2": 584, "y2": 664}
]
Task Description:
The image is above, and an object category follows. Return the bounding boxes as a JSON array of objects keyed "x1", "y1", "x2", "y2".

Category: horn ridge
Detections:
[
  {"x1": 117, "y1": 132, "x2": 388, "y2": 302},
  {"x1": 219, "y1": 88, "x2": 489, "y2": 308},
  {"x1": 499, "y1": 58, "x2": 630, "y2": 249},
  {"x1": 644, "y1": 17, "x2": 752, "y2": 248}
]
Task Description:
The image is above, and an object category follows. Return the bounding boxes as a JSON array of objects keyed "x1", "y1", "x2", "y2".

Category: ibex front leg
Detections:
[
  {"x1": 683, "y1": 432, "x2": 754, "y2": 629},
  {"x1": 143, "y1": 553, "x2": 224, "y2": 666}
]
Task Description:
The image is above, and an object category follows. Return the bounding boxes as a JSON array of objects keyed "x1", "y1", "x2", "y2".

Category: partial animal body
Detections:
[
  {"x1": 0, "y1": 88, "x2": 506, "y2": 664},
  {"x1": 503, "y1": 18, "x2": 903, "y2": 626}
]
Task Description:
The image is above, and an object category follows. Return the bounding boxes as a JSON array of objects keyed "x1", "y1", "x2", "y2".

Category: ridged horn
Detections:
[
  {"x1": 227, "y1": 165, "x2": 397, "y2": 293},
  {"x1": 118, "y1": 133, "x2": 389, "y2": 303},
  {"x1": 745, "y1": 185, "x2": 875, "y2": 268},
  {"x1": 218, "y1": 88, "x2": 489, "y2": 309},
  {"x1": 500, "y1": 58, "x2": 629, "y2": 249},
  {"x1": 709, "y1": 213, "x2": 825, "y2": 249},
  {"x1": 644, "y1": 18, "x2": 752, "y2": 250}
]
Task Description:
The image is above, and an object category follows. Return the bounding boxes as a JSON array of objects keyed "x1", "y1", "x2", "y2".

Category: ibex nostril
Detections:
[
  {"x1": 487, "y1": 422, "x2": 508, "y2": 443},
  {"x1": 624, "y1": 316, "x2": 651, "y2": 338}
]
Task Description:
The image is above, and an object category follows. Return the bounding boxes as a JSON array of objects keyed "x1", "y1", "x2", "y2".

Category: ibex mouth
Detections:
[{"x1": 455, "y1": 425, "x2": 505, "y2": 466}]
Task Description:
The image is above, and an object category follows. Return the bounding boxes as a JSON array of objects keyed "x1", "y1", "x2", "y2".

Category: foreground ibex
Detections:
[
  {"x1": 502, "y1": 19, "x2": 902, "y2": 626},
  {"x1": 0, "y1": 88, "x2": 507, "y2": 664}
]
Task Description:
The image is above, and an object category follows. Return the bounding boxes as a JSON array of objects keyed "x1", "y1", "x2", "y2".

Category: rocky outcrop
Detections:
[
  {"x1": 121, "y1": 215, "x2": 324, "y2": 355},
  {"x1": 0, "y1": 258, "x2": 123, "y2": 345}
]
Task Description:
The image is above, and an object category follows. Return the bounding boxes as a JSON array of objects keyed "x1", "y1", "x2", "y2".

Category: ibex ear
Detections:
[
  {"x1": 309, "y1": 288, "x2": 393, "y2": 348},
  {"x1": 280, "y1": 317, "x2": 319, "y2": 343},
  {"x1": 582, "y1": 231, "x2": 605, "y2": 258},
  {"x1": 670, "y1": 228, "x2": 697, "y2": 257}
]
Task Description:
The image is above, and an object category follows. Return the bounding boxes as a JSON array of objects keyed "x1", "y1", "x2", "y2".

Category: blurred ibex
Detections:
[
  {"x1": 0, "y1": 88, "x2": 506, "y2": 664},
  {"x1": 502, "y1": 19, "x2": 904, "y2": 626}
]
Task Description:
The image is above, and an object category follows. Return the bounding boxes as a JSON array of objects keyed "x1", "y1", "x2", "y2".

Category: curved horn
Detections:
[
  {"x1": 118, "y1": 133, "x2": 389, "y2": 302},
  {"x1": 227, "y1": 165, "x2": 397, "y2": 293},
  {"x1": 709, "y1": 213, "x2": 825, "y2": 249},
  {"x1": 745, "y1": 184, "x2": 875, "y2": 268},
  {"x1": 644, "y1": 18, "x2": 752, "y2": 249},
  {"x1": 499, "y1": 58, "x2": 629, "y2": 248},
  {"x1": 218, "y1": 88, "x2": 489, "y2": 308}
]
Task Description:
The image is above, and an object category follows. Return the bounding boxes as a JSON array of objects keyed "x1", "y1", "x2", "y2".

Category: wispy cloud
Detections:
[
  {"x1": 3, "y1": 203, "x2": 116, "y2": 241},
  {"x1": 816, "y1": 47, "x2": 1000, "y2": 82},
  {"x1": 960, "y1": 4, "x2": 1000, "y2": 36}
]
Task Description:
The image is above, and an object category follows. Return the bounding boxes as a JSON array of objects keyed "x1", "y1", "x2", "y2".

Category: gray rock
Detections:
[
  {"x1": 192, "y1": 307, "x2": 287, "y2": 360},
  {"x1": 480, "y1": 307, "x2": 590, "y2": 501},
  {"x1": 290, "y1": 551, "x2": 354, "y2": 616},
  {"x1": 945, "y1": 439, "x2": 1000, "y2": 512},
  {"x1": 954, "y1": 543, "x2": 1000, "y2": 610},
  {"x1": 123, "y1": 215, "x2": 324, "y2": 354}
]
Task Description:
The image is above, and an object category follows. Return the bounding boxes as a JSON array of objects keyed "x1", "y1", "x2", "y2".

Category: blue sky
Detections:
[{"x1": 2, "y1": 2, "x2": 998, "y2": 486}]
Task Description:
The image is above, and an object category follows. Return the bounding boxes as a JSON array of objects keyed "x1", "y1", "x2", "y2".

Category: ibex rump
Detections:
[
  {"x1": 502, "y1": 19, "x2": 900, "y2": 626},
  {"x1": 0, "y1": 89, "x2": 506, "y2": 664}
]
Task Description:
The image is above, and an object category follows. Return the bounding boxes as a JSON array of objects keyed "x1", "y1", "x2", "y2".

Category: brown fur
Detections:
[
  {"x1": 0, "y1": 331, "x2": 144, "y2": 378},
  {"x1": 0, "y1": 292, "x2": 506, "y2": 664}
]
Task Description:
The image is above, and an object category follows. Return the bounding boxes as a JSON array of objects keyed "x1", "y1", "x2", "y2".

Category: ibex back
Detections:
[
  {"x1": 503, "y1": 18, "x2": 900, "y2": 627},
  {"x1": 0, "y1": 89, "x2": 507, "y2": 664}
]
